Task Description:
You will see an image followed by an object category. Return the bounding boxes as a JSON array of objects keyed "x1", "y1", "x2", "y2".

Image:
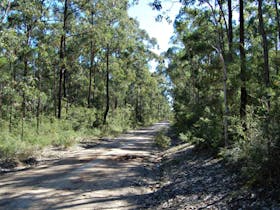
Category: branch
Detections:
[
  {"x1": 217, "y1": 0, "x2": 228, "y2": 33},
  {"x1": 1, "y1": 0, "x2": 11, "y2": 23}
]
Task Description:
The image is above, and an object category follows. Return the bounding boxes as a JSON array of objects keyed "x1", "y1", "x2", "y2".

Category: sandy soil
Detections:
[{"x1": 0, "y1": 122, "x2": 169, "y2": 210}]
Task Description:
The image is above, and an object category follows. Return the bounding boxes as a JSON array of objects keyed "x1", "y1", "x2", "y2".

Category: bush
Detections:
[
  {"x1": 155, "y1": 129, "x2": 171, "y2": 149},
  {"x1": 52, "y1": 130, "x2": 77, "y2": 149},
  {"x1": 102, "y1": 106, "x2": 133, "y2": 136},
  {"x1": 221, "y1": 107, "x2": 280, "y2": 186},
  {"x1": 0, "y1": 132, "x2": 36, "y2": 161},
  {"x1": 67, "y1": 107, "x2": 97, "y2": 131}
]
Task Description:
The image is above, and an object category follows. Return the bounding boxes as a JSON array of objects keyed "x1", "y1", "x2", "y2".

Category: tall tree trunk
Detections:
[
  {"x1": 274, "y1": 0, "x2": 280, "y2": 74},
  {"x1": 22, "y1": 25, "x2": 31, "y2": 119},
  {"x1": 58, "y1": 0, "x2": 68, "y2": 119},
  {"x1": 58, "y1": 35, "x2": 65, "y2": 119},
  {"x1": 239, "y1": 0, "x2": 247, "y2": 126},
  {"x1": 207, "y1": 0, "x2": 229, "y2": 145},
  {"x1": 53, "y1": 64, "x2": 57, "y2": 117},
  {"x1": 63, "y1": 68, "x2": 67, "y2": 98},
  {"x1": 258, "y1": 0, "x2": 270, "y2": 101},
  {"x1": 103, "y1": 44, "x2": 110, "y2": 125},
  {"x1": 228, "y1": 0, "x2": 233, "y2": 61},
  {"x1": 221, "y1": 52, "x2": 229, "y2": 147},
  {"x1": 259, "y1": 0, "x2": 272, "y2": 173},
  {"x1": 88, "y1": 12, "x2": 95, "y2": 108},
  {"x1": 275, "y1": 0, "x2": 280, "y2": 44},
  {"x1": 88, "y1": 41, "x2": 95, "y2": 108},
  {"x1": 9, "y1": 61, "x2": 14, "y2": 133},
  {"x1": 36, "y1": 68, "x2": 41, "y2": 134},
  {"x1": 21, "y1": 25, "x2": 31, "y2": 139},
  {"x1": 212, "y1": 44, "x2": 229, "y2": 147}
]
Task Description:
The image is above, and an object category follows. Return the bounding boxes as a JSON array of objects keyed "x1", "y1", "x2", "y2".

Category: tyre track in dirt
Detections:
[{"x1": 0, "y1": 122, "x2": 169, "y2": 210}]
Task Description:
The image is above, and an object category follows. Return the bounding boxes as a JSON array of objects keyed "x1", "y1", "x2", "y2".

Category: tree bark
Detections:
[
  {"x1": 21, "y1": 24, "x2": 31, "y2": 139},
  {"x1": 53, "y1": 64, "x2": 57, "y2": 117},
  {"x1": 103, "y1": 44, "x2": 110, "y2": 125},
  {"x1": 228, "y1": 0, "x2": 233, "y2": 61},
  {"x1": 274, "y1": 0, "x2": 280, "y2": 74},
  {"x1": 22, "y1": 25, "x2": 31, "y2": 119},
  {"x1": 88, "y1": 41, "x2": 95, "y2": 108},
  {"x1": 205, "y1": 0, "x2": 229, "y2": 146},
  {"x1": 58, "y1": 0, "x2": 68, "y2": 119},
  {"x1": 258, "y1": 0, "x2": 270, "y2": 94},
  {"x1": 275, "y1": 0, "x2": 280, "y2": 45},
  {"x1": 36, "y1": 68, "x2": 41, "y2": 134},
  {"x1": 239, "y1": 0, "x2": 247, "y2": 125},
  {"x1": 88, "y1": 11, "x2": 95, "y2": 108}
]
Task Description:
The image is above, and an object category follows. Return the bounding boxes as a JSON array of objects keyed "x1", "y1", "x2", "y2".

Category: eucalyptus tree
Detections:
[
  {"x1": 4, "y1": 0, "x2": 50, "y2": 137},
  {"x1": 258, "y1": 0, "x2": 270, "y2": 96},
  {"x1": 239, "y1": 0, "x2": 247, "y2": 127}
]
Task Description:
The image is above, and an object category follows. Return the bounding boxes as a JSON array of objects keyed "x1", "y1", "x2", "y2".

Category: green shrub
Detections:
[
  {"x1": 103, "y1": 107, "x2": 133, "y2": 136},
  {"x1": 52, "y1": 130, "x2": 77, "y2": 148},
  {"x1": 0, "y1": 132, "x2": 36, "y2": 161},
  {"x1": 220, "y1": 107, "x2": 280, "y2": 186},
  {"x1": 155, "y1": 129, "x2": 171, "y2": 149},
  {"x1": 67, "y1": 107, "x2": 97, "y2": 131}
]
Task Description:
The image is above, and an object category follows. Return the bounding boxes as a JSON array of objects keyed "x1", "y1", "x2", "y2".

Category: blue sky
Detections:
[{"x1": 128, "y1": 0, "x2": 181, "y2": 55}]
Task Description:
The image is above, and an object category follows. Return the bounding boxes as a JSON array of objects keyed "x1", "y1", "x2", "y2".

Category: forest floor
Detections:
[{"x1": 0, "y1": 122, "x2": 279, "y2": 209}]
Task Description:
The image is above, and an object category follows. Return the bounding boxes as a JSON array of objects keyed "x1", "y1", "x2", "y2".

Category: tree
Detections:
[{"x1": 239, "y1": 0, "x2": 247, "y2": 127}]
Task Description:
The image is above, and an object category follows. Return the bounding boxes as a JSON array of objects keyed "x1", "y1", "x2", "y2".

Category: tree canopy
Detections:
[{"x1": 0, "y1": 0, "x2": 171, "y2": 159}]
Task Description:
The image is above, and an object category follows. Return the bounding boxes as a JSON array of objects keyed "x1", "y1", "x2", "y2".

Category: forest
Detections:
[
  {"x1": 0, "y1": 0, "x2": 171, "y2": 160},
  {"x1": 162, "y1": 0, "x2": 280, "y2": 187},
  {"x1": 0, "y1": 0, "x2": 280, "y2": 208}
]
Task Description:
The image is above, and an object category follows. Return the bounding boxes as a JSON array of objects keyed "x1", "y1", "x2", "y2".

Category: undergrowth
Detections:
[
  {"x1": 154, "y1": 128, "x2": 171, "y2": 149},
  {"x1": 0, "y1": 106, "x2": 163, "y2": 164}
]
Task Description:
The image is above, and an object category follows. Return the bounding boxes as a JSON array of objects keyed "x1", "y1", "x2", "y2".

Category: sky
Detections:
[{"x1": 128, "y1": 0, "x2": 182, "y2": 55}]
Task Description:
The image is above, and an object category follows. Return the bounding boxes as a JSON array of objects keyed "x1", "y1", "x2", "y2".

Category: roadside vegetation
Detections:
[
  {"x1": 154, "y1": 128, "x2": 171, "y2": 149},
  {"x1": 0, "y1": 0, "x2": 171, "y2": 164},
  {"x1": 162, "y1": 0, "x2": 280, "y2": 189}
]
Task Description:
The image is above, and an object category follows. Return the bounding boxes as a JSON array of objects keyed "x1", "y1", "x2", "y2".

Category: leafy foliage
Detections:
[
  {"x1": 166, "y1": 1, "x2": 280, "y2": 186},
  {"x1": 0, "y1": 0, "x2": 171, "y2": 162},
  {"x1": 155, "y1": 128, "x2": 171, "y2": 149}
]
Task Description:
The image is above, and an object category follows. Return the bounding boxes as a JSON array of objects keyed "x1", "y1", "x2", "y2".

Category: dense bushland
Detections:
[{"x1": 163, "y1": 1, "x2": 280, "y2": 187}]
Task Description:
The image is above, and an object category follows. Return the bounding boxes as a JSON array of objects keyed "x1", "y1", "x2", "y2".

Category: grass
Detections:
[{"x1": 0, "y1": 106, "x2": 165, "y2": 166}]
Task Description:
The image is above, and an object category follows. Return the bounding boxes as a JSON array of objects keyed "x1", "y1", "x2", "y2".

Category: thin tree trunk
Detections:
[
  {"x1": 221, "y1": 53, "x2": 229, "y2": 147},
  {"x1": 88, "y1": 12, "x2": 95, "y2": 108},
  {"x1": 88, "y1": 41, "x2": 95, "y2": 108},
  {"x1": 22, "y1": 26, "x2": 31, "y2": 119},
  {"x1": 63, "y1": 68, "x2": 67, "y2": 98},
  {"x1": 0, "y1": 84, "x2": 2, "y2": 119},
  {"x1": 274, "y1": 0, "x2": 280, "y2": 74},
  {"x1": 258, "y1": 0, "x2": 270, "y2": 104},
  {"x1": 21, "y1": 25, "x2": 31, "y2": 139},
  {"x1": 258, "y1": 0, "x2": 271, "y2": 157},
  {"x1": 103, "y1": 44, "x2": 110, "y2": 125},
  {"x1": 275, "y1": 0, "x2": 280, "y2": 44},
  {"x1": 58, "y1": 0, "x2": 68, "y2": 119},
  {"x1": 206, "y1": 0, "x2": 229, "y2": 145},
  {"x1": 212, "y1": 44, "x2": 229, "y2": 147},
  {"x1": 53, "y1": 64, "x2": 57, "y2": 117},
  {"x1": 36, "y1": 68, "x2": 41, "y2": 134},
  {"x1": 9, "y1": 61, "x2": 13, "y2": 133},
  {"x1": 0, "y1": 0, "x2": 11, "y2": 24},
  {"x1": 228, "y1": 0, "x2": 233, "y2": 61},
  {"x1": 239, "y1": 0, "x2": 247, "y2": 126},
  {"x1": 58, "y1": 35, "x2": 65, "y2": 119}
]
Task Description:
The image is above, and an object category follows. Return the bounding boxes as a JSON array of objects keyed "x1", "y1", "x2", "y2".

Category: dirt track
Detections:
[{"x1": 0, "y1": 122, "x2": 169, "y2": 210}]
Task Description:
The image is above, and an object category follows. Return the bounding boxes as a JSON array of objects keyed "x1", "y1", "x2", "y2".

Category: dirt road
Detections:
[{"x1": 0, "y1": 122, "x2": 169, "y2": 210}]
